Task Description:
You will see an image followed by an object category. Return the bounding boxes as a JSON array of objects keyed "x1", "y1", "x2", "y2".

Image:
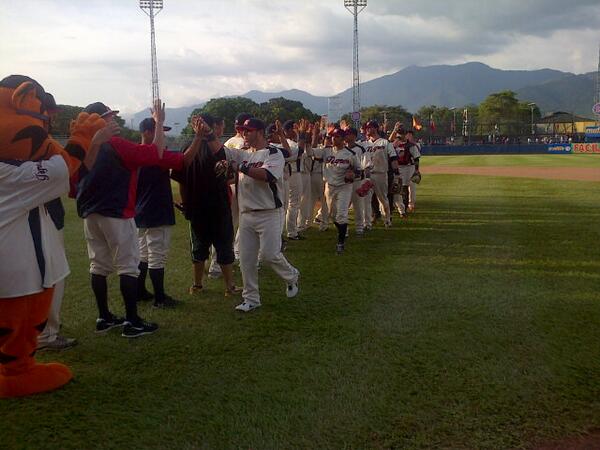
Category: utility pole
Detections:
[
  {"x1": 139, "y1": 0, "x2": 163, "y2": 104},
  {"x1": 344, "y1": 0, "x2": 367, "y2": 128}
]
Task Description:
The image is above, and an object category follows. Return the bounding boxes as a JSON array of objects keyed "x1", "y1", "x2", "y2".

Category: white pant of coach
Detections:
[
  {"x1": 138, "y1": 225, "x2": 172, "y2": 269},
  {"x1": 239, "y1": 209, "x2": 299, "y2": 306},
  {"x1": 84, "y1": 214, "x2": 140, "y2": 277}
]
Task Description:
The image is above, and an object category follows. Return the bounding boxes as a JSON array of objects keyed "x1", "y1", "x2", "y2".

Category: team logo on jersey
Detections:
[
  {"x1": 33, "y1": 161, "x2": 49, "y2": 181},
  {"x1": 242, "y1": 160, "x2": 264, "y2": 169}
]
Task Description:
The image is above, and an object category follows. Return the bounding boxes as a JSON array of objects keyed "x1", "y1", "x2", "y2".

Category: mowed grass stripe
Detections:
[
  {"x1": 423, "y1": 154, "x2": 600, "y2": 168},
  {"x1": 2, "y1": 171, "x2": 600, "y2": 449}
]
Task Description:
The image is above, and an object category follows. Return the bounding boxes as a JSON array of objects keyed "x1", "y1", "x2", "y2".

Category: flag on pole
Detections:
[
  {"x1": 412, "y1": 116, "x2": 422, "y2": 131},
  {"x1": 429, "y1": 114, "x2": 436, "y2": 132}
]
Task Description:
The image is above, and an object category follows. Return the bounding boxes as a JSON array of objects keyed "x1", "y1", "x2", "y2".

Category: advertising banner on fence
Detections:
[
  {"x1": 573, "y1": 143, "x2": 600, "y2": 154},
  {"x1": 547, "y1": 144, "x2": 572, "y2": 154}
]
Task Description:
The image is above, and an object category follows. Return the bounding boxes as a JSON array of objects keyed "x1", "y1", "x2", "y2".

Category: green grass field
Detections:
[
  {"x1": 3, "y1": 155, "x2": 600, "y2": 449},
  {"x1": 423, "y1": 153, "x2": 600, "y2": 168}
]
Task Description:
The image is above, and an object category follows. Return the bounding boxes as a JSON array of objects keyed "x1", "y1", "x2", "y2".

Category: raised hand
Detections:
[{"x1": 151, "y1": 99, "x2": 166, "y2": 125}]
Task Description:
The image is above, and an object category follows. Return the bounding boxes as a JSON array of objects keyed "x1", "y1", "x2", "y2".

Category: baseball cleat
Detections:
[
  {"x1": 336, "y1": 243, "x2": 345, "y2": 254},
  {"x1": 235, "y1": 301, "x2": 261, "y2": 312}
]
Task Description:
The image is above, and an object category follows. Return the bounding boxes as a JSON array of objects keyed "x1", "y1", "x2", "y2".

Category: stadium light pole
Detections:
[
  {"x1": 344, "y1": 0, "x2": 367, "y2": 129},
  {"x1": 139, "y1": 0, "x2": 163, "y2": 104},
  {"x1": 528, "y1": 102, "x2": 536, "y2": 135}
]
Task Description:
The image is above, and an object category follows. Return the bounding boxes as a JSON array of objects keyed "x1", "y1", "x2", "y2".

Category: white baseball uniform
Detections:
[
  {"x1": 284, "y1": 139, "x2": 302, "y2": 238},
  {"x1": 315, "y1": 146, "x2": 360, "y2": 225},
  {"x1": 392, "y1": 141, "x2": 421, "y2": 215},
  {"x1": 347, "y1": 143, "x2": 368, "y2": 233},
  {"x1": 307, "y1": 144, "x2": 329, "y2": 229},
  {"x1": 364, "y1": 137, "x2": 396, "y2": 226},
  {"x1": 297, "y1": 142, "x2": 313, "y2": 231},
  {"x1": 225, "y1": 145, "x2": 299, "y2": 307}
]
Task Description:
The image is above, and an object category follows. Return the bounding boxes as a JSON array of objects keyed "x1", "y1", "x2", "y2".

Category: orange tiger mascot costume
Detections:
[{"x1": 0, "y1": 74, "x2": 105, "y2": 397}]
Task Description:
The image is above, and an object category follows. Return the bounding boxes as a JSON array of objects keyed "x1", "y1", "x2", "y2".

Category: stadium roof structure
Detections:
[{"x1": 537, "y1": 111, "x2": 596, "y2": 124}]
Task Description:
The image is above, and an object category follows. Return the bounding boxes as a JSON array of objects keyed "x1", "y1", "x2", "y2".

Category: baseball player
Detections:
[
  {"x1": 405, "y1": 130, "x2": 421, "y2": 213},
  {"x1": 391, "y1": 128, "x2": 421, "y2": 216},
  {"x1": 283, "y1": 120, "x2": 305, "y2": 240},
  {"x1": 297, "y1": 119, "x2": 313, "y2": 232},
  {"x1": 305, "y1": 123, "x2": 329, "y2": 231},
  {"x1": 224, "y1": 118, "x2": 299, "y2": 312},
  {"x1": 344, "y1": 127, "x2": 368, "y2": 235},
  {"x1": 363, "y1": 120, "x2": 399, "y2": 228},
  {"x1": 313, "y1": 128, "x2": 360, "y2": 253}
]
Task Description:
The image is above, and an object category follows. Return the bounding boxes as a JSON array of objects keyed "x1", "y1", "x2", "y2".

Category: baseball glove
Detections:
[
  {"x1": 215, "y1": 160, "x2": 235, "y2": 180},
  {"x1": 355, "y1": 179, "x2": 374, "y2": 197},
  {"x1": 390, "y1": 179, "x2": 402, "y2": 195},
  {"x1": 410, "y1": 171, "x2": 422, "y2": 184}
]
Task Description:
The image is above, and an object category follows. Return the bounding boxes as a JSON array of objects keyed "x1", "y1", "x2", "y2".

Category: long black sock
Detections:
[
  {"x1": 138, "y1": 261, "x2": 149, "y2": 293},
  {"x1": 334, "y1": 222, "x2": 347, "y2": 244},
  {"x1": 91, "y1": 274, "x2": 110, "y2": 319},
  {"x1": 120, "y1": 274, "x2": 139, "y2": 323},
  {"x1": 149, "y1": 268, "x2": 165, "y2": 303}
]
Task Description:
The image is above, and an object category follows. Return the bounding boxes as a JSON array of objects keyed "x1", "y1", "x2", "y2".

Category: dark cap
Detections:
[
  {"x1": 329, "y1": 128, "x2": 346, "y2": 138},
  {"x1": 198, "y1": 113, "x2": 215, "y2": 128},
  {"x1": 365, "y1": 120, "x2": 379, "y2": 129},
  {"x1": 83, "y1": 102, "x2": 119, "y2": 117},
  {"x1": 240, "y1": 118, "x2": 266, "y2": 131},
  {"x1": 283, "y1": 119, "x2": 295, "y2": 131},
  {"x1": 139, "y1": 117, "x2": 172, "y2": 133},
  {"x1": 43, "y1": 93, "x2": 59, "y2": 113},
  {"x1": 234, "y1": 112, "x2": 253, "y2": 128}
]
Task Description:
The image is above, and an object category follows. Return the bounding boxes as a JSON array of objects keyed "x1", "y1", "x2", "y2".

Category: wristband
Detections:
[{"x1": 239, "y1": 164, "x2": 250, "y2": 175}]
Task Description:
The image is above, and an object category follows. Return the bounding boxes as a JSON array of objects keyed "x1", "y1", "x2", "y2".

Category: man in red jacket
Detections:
[{"x1": 74, "y1": 100, "x2": 196, "y2": 338}]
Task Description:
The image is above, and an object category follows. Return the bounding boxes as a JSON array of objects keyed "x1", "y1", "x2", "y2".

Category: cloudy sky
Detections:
[{"x1": 2, "y1": 0, "x2": 599, "y2": 115}]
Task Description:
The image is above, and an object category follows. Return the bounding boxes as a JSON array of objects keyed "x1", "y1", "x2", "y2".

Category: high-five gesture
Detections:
[{"x1": 151, "y1": 99, "x2": 166, "y2": 126}]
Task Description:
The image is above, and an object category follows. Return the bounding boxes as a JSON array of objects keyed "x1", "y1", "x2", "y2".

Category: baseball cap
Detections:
[
  {"x1": 83, "y1": 102, "x2": 119, "y2": 117},
  {"x1": 283, "y1": 120, "x2": 296, "y2": 131},
  {"x1": 234, "y1": 113, "x2": 252, "y2": 128},
  {"x1": 240, "y1": 118, "x2": 266, "y2": 131},
  {"x1": 43, "y1": 93, "x2": 59, "y2": 113},
  {"x1": 139, "y1": 117, "x2": 172, "y2": 132},
  {"x1": 365, "y1": 120, "x2": 379, "y2": 129}
]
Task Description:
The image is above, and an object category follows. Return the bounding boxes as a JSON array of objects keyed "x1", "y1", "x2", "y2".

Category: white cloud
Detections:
[{"x1": 1, "y1": 0, "x2": 598, "y2": 115}]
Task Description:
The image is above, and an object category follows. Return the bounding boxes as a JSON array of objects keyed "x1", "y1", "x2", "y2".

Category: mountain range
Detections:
[{"x1": 123, "y1": 62, "x2": 597, "y2": 132}]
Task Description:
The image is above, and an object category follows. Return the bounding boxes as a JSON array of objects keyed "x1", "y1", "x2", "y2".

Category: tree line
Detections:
[{"x1": 49, "y1": 90, "x2": 542, "y2": 141}]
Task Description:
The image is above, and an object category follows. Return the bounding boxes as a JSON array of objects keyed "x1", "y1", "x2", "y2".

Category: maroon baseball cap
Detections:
[
  {"x1": 329, "y1": 128, "x2": 346, "y2": 138},
  {"x1": 240, "y1": 118, "x2": 266, "y2": 131}
]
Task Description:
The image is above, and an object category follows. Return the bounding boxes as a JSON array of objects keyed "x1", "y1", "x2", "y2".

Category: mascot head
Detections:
[{"x1": 0, "y1": 74, "x2": 60, "y2": 161}]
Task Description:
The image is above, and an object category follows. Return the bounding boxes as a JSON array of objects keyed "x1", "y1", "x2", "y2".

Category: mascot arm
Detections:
[
  {"x1": 1, "y1": 155, "x2": 69, "y2": 216},
  {"x1": 61, "y1": 113, "x2": 106, "y2": 176}
]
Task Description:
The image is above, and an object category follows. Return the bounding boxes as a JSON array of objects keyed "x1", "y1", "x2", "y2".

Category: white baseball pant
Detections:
[
  {"x1": 325, "y1": 183, "x2": 353, "y2": 225},
  {"x1": 238, "y1": 209, "x2": 299, "y2": 306},
  {"x1": 84, "y1": 214, "x2": 140, "y2": 277},
  {"x1": 138, "y1": 225, "x2": 173, "y2": 269}
]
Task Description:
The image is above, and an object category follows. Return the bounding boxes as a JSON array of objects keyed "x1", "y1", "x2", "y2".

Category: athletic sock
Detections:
[
  {"x1": 149, "y1": 268, "x2": 166, "y2": 303},
  {"x1": 334, "y1": 222, "x2": 347, "y2": 244},
  {"x1": 138, "y1": 261, "x2": 149, "y2": 293},
  {"x1": 120, "y1": 274, "x2": 139, "y2": 323},
  {"x1": 91, "y1": 274, "x2": 110, "y2": 319}
]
